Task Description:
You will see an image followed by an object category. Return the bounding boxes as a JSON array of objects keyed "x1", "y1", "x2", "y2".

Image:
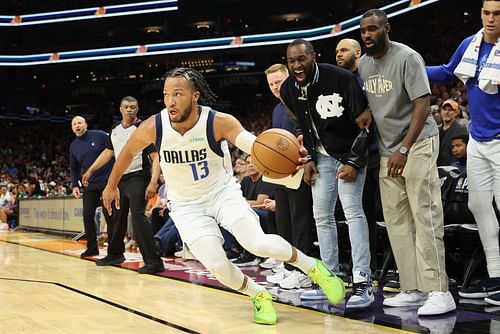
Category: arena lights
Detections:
[
  {"x1": 0, "y1": 0, "x2": 441, "y2": 67},
  {"x1": 0, "y1": 0, "x2": 178, "y2": 26}
]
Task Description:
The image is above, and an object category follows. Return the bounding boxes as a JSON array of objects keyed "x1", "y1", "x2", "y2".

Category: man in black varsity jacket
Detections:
[{"x1": 280, "y1": 38, "x2": 373, "y2": 309}]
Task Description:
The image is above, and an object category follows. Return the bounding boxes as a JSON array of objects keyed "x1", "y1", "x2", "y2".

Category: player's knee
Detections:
[
  {"x1": 204, "y1": 258, "x2": 232, "y2": 278},
  {"x1": 243, "y1": 238, "x2": 267, "y2": 257}
]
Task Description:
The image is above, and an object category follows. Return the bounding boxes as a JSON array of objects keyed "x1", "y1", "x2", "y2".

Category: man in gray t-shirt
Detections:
[
  {"x1": 359, "y1": 43, "x2": 438, "y2": 157},
  {"x1": 356, "y1": 9, "x2": 456, "y2": 317}
]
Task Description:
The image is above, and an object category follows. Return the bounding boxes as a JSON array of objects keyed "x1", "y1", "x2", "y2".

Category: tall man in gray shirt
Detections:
[{"x1": 356, "y1": 9, "x2": 455, "y2": 316}]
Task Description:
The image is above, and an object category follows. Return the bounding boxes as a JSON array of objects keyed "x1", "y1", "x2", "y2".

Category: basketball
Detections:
[{"x1": 251, "y1": 128, "x2": 301, "y2": 179}]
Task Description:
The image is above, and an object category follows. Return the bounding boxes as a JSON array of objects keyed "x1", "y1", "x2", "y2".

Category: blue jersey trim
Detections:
[
  {"x1": 207, "y1": 109, "x2": 223, "y2": 157},
  {"x1": 155, "y1": 113, "x2": 163, "y2": 153}
]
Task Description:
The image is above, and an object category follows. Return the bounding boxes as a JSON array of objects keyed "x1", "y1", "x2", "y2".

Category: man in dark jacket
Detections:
[
  {"x1": 280, "y1": 38, "x2": 373, "y2": 309},
  {"x1": 69, "y1": 116, "x2": 113, "y2": 258}
]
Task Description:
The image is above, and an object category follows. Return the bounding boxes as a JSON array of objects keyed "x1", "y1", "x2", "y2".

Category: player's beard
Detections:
[
  {"x1": 171, "y1": 102, "x2": 194, "y2": 123},
  {"x1": 339, "y1": 56, "x2": 356, "y2": 71},
  {"x1": 365, "y1": 32, "x2": 387, "y2": 57}
]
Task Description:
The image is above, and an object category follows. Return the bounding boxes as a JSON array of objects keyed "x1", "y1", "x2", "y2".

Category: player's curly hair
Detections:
[{"x1": 163, "y1": 67, "x2": 217, "y2": 105}]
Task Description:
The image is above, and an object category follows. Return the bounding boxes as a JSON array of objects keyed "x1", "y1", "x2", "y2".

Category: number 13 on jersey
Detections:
[{"x1": 190, "y1": 160, "x2": 209, "y2": 181}]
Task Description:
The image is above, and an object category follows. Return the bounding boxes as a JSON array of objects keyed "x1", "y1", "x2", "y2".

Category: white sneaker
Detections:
[
  {"x1": 300, "y1": 288, "x2": 327, "y2": 300},
  {"x1": 417, "y1": 291, "x2": 456, "y2": 316},
  {"x1": 259, "y1": 258, "x2": 283, "y2": 270},
  {"x1": 271, "y1": 262, "x2": 286, "y2": 273},
  {"x1": 279, "y1": 270, "x2": 312, "y2": 289},
  {"x1": 125, "y1": 239, "x2": 136, "y2": 249},
  {"x1": 383, "y1": 290, "x2": 428, "y2": 307},
  {"x1": 266, "y1": 269, "x2": 292, "y2": 284},
  {"x1": 174, "y1": 245, "x2": 196, "y2": 260}
]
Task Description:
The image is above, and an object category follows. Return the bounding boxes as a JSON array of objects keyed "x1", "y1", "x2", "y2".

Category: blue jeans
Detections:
[{"x1": 312, "y1": 152, "x2": 371, "y2": 281}]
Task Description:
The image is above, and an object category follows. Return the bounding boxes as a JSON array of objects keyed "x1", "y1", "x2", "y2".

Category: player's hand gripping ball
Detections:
[{"x1": 251, "y1": 129, "x2": 301, "y2": 179}]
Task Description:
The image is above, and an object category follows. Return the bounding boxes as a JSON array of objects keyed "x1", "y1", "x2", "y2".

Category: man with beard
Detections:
[
  {"x1": 436, "y1": 99, "x2": 468, "y2": 167},
  {"x1": 101, "y1": 68, "x2": 345, "y2": 325},
  {"x1": 426, "y1": 0, "x2": 500, "y2": 307},
  {"x1": 356, "y1": 9, "x2": 456, "y2": 315},
  {"x1": 83, "y1": 96, "x2": 164, "y2": 274},
  {"x1": 335, "y1": 38, "x2": 362, "y2": 78},
  {"x1": 336, "y1": 38, "x2": 381, "y2": 286},
  {"x1": 280, "y1": 39, "x2": 374, "y2": 309},
  {"x1": 69, "y1": 115, "x2": 114, "y2": 258}
]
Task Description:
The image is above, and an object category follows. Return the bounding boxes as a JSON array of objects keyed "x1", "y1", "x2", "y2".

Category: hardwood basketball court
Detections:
[{"x1": 0, "y1": 230, "x2": 410, "y2": 334}]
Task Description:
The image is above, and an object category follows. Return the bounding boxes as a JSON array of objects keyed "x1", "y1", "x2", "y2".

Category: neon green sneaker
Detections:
[
  {"x1": 252, "y1": 291, "x2": 277, "y2": 325},
  {"x1": 308, "y1": 259, "x2": 345, "y2": 304}
]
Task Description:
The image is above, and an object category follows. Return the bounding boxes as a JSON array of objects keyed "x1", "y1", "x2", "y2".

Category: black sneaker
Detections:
[
  {"x1": 459, "y1": 277, "x2": 500, "y2": 299},
  {"x1": 137, "y1": 261, "x2": 165, "y2": 274},
  {"x1": 233, "y1": 251, "x2": 261, "y2": 267},
  {"x1": 96, "y1": 255, "x2": 125, "y2": 266},
  {"x1": 226, "y1": 249, "x2": 241, "y2": 261},
  {"x1": 80, "y1": 249, "x2": 99, "y2": 258},
  {"x1": 383, "y1": 279, "x2": 401, "y2": 293}
]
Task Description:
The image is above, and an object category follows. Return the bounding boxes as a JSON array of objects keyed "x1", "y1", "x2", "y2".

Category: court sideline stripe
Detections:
[
  {"x1": 0, "y1": 276, "x2": 201, "y2": 334},
  {"x1": 1, "y1": 238, "x2": 414, "y2": 332},
  {"x1": 0, "y1": 238, "x2": 419, "y2": 333}
]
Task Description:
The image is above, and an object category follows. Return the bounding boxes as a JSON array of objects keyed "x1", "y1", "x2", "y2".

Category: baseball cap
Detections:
[{"x1": 441, "y1": 99, "x2": 459, "y2": 111}]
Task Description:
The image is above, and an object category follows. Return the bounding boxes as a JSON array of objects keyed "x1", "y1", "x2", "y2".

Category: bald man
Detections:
[
  {"x1": 336, "y1": 38, "x2": 381, "y2": 283},
  {"x1": 69, "y1": 116, "x2": 114, "y2": 258},
  {"x1": 336, "y1": 38, "x2": 362, "y2": 72}
]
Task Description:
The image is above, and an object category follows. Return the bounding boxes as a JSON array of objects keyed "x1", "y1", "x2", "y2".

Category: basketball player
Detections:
[{"x1": 102, "y1": 67, "x2": 344, "y2": 325}]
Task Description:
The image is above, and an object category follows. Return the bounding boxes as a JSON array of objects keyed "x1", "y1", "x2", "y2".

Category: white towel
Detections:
[{"x1": 454, "y1": 29, "x2": 500, "y2": 95}]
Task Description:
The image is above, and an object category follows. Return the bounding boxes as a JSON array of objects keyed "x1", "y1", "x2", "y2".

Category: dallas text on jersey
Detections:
[{"x1": 162, "y1": 148, "x2": 207, "y2": 164}]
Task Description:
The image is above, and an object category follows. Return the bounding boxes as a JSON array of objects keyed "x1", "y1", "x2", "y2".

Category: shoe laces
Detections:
[
  {"x1": 421, "y1": 291, "x2": 445, "y2": 306},
  {"x1": 289, "y1": 270, "x2": 302, "y2": 279},
  {"x1": 253, "y1": 291, "x2": 275, "y2": 309},
  {"x1": 427, "y1": 291, "x2": 445, "y2": 300},
  {"x1": 352, "y1": 282, "x2": 370, "y2": 296}
]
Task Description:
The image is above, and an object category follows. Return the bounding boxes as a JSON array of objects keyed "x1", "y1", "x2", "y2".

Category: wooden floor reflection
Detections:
[{"x1": 0, "y1": 231, "x2": 411, "y2": 334}]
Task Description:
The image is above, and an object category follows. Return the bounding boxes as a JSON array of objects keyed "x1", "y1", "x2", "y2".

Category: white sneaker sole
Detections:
[
  {"x1": 300, "y1": 293, "x2": 327, "y2": 300},
  {"x1": 458, "y1": 291, "x2": 492, "y2": 299},
  {"x1": 346, "y1": 296, "x2": 375, "y2": 309},
  {"x1": 266, "y1": 275, "x2": 289, "y2": 284},
  {"x1": 383, "y1": 299, "x2": 426, "y2": 307},
  {"x1": 417, "y1": 304, "x2": 456, "y2": 316},
  {"x1": 280, "y1": 280, "x2": 312, "y2": 290},
  {"x1": 484, "y1": 296, "x2": 500, "y2": 306}
]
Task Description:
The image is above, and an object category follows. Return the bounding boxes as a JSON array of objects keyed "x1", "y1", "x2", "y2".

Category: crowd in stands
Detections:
[{"x1": 0, "y1": 76, "x2": 469, "y2": 224}]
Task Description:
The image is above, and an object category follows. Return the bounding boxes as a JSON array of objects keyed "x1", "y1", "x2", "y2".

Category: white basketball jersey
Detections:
[{"x1": 155, "y1": 106, "x2": 234, "y2": 202}]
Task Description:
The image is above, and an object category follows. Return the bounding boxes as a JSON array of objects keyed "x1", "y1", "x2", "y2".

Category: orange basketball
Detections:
[{"x1": 251, "y1": 128, "x2": 301, "y2": 179}]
